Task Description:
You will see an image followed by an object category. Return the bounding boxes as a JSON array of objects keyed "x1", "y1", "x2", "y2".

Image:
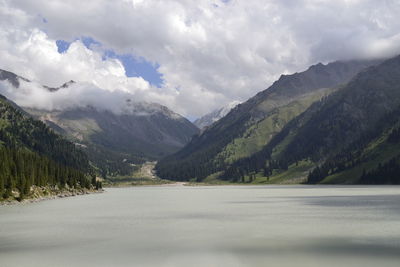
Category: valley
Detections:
[
  {"x1": 2, "y1": 55, "x2": 400, "y2": 198},
  {"x1": 1, "y1": 2, "x2": 400, "y2": 267},
  {"x1": 156, "y1": 58, "x2": 398, "y2": 184},
  {"x1": 103, "y1": 161, "x2": 175, "y2": 187}
]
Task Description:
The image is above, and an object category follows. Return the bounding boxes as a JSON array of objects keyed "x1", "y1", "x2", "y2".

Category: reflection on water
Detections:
[{"x1": 1, "y1": 185, "x2": 400, "y2": 267}]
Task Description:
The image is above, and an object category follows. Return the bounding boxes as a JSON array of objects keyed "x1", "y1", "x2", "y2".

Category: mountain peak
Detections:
[
  {"x1": 0, "y1": 68, "x2": 30, "y2": 88},
  {"x1": 194, "y1": 100, "x2": 241, "y2": 129},
  {"x1": 156, "y1": 58, "x2": 382, "y2": 182},
  {"x1": 44, "y1": 80, "x2": 76, "y2": 92},
  {"x1": 1, "y1": 68, "x2": 199, "y2": 176}
]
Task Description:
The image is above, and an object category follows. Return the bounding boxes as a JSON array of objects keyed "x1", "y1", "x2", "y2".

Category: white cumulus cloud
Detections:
[{"x1": 1, "y1": 0, "x2": 400, "y2": 118}]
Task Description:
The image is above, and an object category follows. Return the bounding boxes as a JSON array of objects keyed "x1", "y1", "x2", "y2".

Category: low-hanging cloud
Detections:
[
  {"x1": 1, "y1": 0, "x2": 400, "y2": 117},
  {"x1": 0, "y1": 79, "x2": 174, "y2": 116}
]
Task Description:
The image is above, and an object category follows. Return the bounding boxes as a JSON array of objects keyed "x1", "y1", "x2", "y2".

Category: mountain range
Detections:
[
  {"x1": 155, "y1": 56, "x2": 400, "y2": 184},
  {"x1": 2, "y1": 54, "x2": 400, "y2": 186},
  {"x1": 0, "y1": 69, "x2": 199, "y2": 177}
]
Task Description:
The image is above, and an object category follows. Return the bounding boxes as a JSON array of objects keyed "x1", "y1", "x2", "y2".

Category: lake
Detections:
[{"x1": 1, "y1": 185, "x2": 400, "y2": 267}]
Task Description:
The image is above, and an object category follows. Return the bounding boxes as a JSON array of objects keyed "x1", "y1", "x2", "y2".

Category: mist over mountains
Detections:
[
  {"x1": 3, "y1": 1, "x2": 400, "y2": 118},
  {"x1": 1, "y1": 1, "x2": 400, "y2": 187},
  {"x1": 2, "y1": 3, "x2": 400, "y2": 267},
  {"x1": 0, "y1": 69, "x2": 167, "y2": 116},
  {"x1": 0, "y1": 69, "x2": 199, "y2": 177},
  {"x1": 3, "y1": 51, "x2": 399, "y2": 186}
]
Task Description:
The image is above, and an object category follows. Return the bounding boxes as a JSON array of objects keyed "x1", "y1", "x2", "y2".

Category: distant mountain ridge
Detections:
[
  {"x1": 0, "y1": 69, "x2": 75, "y2": 91},
  {"x1": 222, "y1": 55, "x2": 400, "y2": 184},
  {"x1": 0, "y1": 69, "x2": 30, "y2": 88},
  {"x1": 0, "y1": 69, "x2": 199, "y2": 177},
  {"x1": 194, "y1": 101, "x2": 241, "y2": 129},
  {"x1": 27, "y1": 103, "x2": 198, "y2": 158},
  {"x1": 156, "y1": 58, "x2": 382, "y2": 182}
]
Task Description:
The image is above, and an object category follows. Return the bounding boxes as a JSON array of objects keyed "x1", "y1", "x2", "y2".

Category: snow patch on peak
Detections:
[
  {"x1": 121, "y1": 100, "x2": 184, "y2": 120},
  {"x1": 194, "y1": 100, "x2": 240, "y2": 129}
]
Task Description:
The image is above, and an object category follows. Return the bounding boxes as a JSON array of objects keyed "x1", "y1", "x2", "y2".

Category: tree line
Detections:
[
  {"x1": 0, "y1": 95, "x2": 100, "y2": 200},
  {"x1": 0, "y1": 147, "x2": 100, "y2": 200},
  {"x1": 360, "y1": 156, "x2": 400, "y2": 184}
]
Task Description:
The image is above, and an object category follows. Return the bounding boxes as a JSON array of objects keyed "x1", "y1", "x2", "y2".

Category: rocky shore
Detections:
[{"x1": 0, "y1": 185, "x2": 104, "y2": 206}]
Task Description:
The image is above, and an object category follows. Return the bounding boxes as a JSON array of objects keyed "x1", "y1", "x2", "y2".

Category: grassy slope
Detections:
[
  {"x1": 247, "y1": 123, "x2": 400, "y2": 185},
  {"x1": 103, "y1": 162, "x2": 174, "y2": 186},
  {"x1": 217, "y1": 88, "x2": 334, "y2": 164},
  {"x1": 257, "y1": 160, "x2": 314, "y2": 184},
  {"x1": 201, "y1": 160, "x2": 313, "y2": 185},
  {"x1": 321, "y1": 131, "x2": 400, "y2": 184},
  {"x1": 240, "y1": 56, "x2": 400, "y2": 185},
  {"x1": 205, "y1": 89, "x2": 336, "y2": 184},
  {"x1": 184, "y1": 130, "x2": 400, "y2": 186},
  {"x1": 202, "y1": 172, "x2": 233, "y2": 184}
]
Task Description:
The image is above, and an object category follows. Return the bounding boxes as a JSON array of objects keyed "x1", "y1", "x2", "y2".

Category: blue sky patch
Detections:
[
  {"x1": 104, "y1": 50, "x2": 163, "y2": 87},
  {"x1": 81, "y1": 36, "x2": 101, "y2": 49},
  {"x1": 56, "y1": 37, "x2": 163, "y2": 87},
  {"x1": 56, "y1": 40, "x2": 70, "y2": 53}
]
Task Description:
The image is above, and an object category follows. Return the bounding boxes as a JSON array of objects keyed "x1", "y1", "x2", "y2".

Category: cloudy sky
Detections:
[{"x1": 1, "y1": 0, "x2": 400, "y2": 119}]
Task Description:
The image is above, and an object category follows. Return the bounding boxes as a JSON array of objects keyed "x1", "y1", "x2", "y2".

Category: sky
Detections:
[{"x1": 0, "y1": 0, "x2": 400, "y2": 119}]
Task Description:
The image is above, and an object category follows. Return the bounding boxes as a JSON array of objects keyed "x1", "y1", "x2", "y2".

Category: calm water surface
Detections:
[{"x1": 1, "y1": 185, "x2": 400, "y2": 267}]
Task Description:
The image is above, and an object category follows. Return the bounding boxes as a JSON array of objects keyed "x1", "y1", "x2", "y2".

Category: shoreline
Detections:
[
  {"x1": 3, "y1": 184, "x2": 398, "y2": 206},
  {"x1": 104, "y1": 181, "x2": 187, "y2": 188},
  {"x1": 0, "y1": 187, "x2": 104, "y2": 206}
]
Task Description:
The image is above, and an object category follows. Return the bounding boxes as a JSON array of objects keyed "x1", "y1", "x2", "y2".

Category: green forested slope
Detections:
[
  {"x1": 1, "y1": 68, "x2": 199, "y2": 178},
  {"x1": 216, "y1": 88, "x2": 333, "y2": 164},
  {"x1": 223, "y1": 55, "x2": 400, "y2": 184},
  {"x1": 25, "y1": 103, "x2": 199, "y2": 178},
  {"x1": 0, "y1": 95, "x2": 98, "y2": 200},
  {"x1": 156, "y1": 60, "x2": 378, "y2": 181},
  {"x1": 315, "y1": 115, "x2": 400, "y2": 185}
]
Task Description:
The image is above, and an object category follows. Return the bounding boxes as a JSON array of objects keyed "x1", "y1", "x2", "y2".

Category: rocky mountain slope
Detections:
[
  {"x1": 156, "y1": 59, "x2": 381, "y2": 182},
  {"x1": 218, "y1": 55, "x2": 400, "y2": 184},
  {"x1": 0, "y1": 69, "x2": 199, "y2": 177}
]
